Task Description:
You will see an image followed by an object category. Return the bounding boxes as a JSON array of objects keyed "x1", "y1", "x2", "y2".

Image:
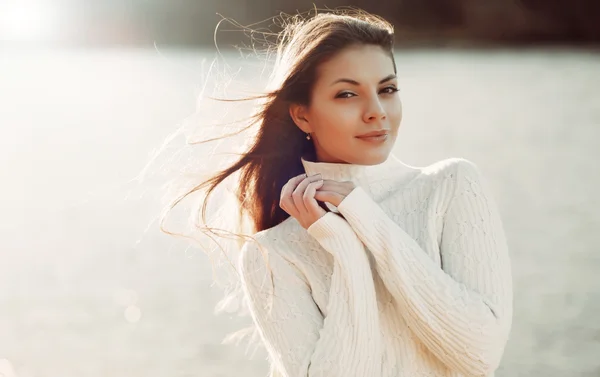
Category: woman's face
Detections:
[{"x1": 290, "y1": 44, "x2": 402, "y2": 165}]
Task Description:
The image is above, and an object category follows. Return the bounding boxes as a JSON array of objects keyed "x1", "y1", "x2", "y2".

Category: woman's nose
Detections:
[{"x1": 363, "y1": 99, "x2": 386, "y2": 122}]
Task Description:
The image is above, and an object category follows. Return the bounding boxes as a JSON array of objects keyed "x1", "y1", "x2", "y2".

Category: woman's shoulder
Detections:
[
  {"x1": 375, "y1": 154, "x2": 478, "y2": 181},
  {"x1": 424, "y1": 157, "x2": 488, "y2": 190},
  {"x1": 384, "y1": 156, "x2": 485, "y2": 200},
  {"x1": 255, "y1": 216, "x2": 305, "y2": 245},
  {"x1": 420, "y1": 157, "x2": 480, "y2": 178},
  {"x1": 409, "y1": 157, "x2": 487, "y2": 215},
  {"x1": 239, "y1": 217, "x2": 308, "y2": 268},
  {"x1": 375, "y1": 155, "x2": 478, "y2": 187},
  {"x1": 418, "y1": 157, "x2": 490, "y2": 205}
]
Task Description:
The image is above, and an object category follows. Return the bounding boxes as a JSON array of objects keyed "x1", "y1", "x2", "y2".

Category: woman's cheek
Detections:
[{"x1": 387, "y1": 107, "x2": 402, "y2": 127}]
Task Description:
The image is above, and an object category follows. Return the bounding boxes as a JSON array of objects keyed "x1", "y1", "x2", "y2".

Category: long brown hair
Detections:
[{"x1": 162, "y1": 9, "x2": 396, "y2": 243}]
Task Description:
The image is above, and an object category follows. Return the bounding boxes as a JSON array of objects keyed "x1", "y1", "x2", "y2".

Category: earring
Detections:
[{"x1": 306, "y1": 133, "x2": 311, "y2": 140}]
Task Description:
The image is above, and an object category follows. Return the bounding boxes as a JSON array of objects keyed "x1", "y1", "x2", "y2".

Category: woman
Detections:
[{"x1": 168, "y1": 9, "x2": 513, "y2": 377}]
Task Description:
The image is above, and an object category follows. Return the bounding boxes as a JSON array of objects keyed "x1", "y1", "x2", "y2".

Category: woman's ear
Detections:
[{"x1": 289, "y1": 104, "x2": 312, "y2": 134}]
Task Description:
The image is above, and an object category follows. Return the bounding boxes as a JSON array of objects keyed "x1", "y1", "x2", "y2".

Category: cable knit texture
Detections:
[{"x1": 238, "y1": 154, "x2": 513, "y2": 377}]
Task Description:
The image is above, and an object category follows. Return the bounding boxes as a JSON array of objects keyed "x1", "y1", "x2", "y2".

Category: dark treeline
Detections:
[{"x1": 24, "y1": 0, "x2": 600, "y2": 47}]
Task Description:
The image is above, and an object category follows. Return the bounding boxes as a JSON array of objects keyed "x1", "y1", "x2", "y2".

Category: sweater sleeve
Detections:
[
  {"x1": 336, "y1": 159, "x2": 513, "y2": 377},
  {"x1": 238, "y1": 212, "x2": 382, "y2": 377}
]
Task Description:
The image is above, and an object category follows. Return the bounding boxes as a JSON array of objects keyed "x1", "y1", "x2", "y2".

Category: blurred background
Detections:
[{"x1": 1, "y1": 1, "x2": 599, "y2": 377}]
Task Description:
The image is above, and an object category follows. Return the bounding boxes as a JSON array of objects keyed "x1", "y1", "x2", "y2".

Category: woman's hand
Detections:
[
  {"x1": 314, "y1": 180, "x2": 356, "y2": 207},
  {"x1": 280, "y1": 173, "x2": 327, "y2": 229}
]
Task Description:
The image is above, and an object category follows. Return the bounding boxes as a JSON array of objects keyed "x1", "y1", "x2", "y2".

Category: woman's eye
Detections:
[
  {"x1": 336, "y1": 87, "x2": 399, "y2": 99},
  {"x1": 336, "y1": 91, "x2": 354, "y2": 99},
  {"x1": 381, "y1": 86, "x2": 399, "y2": 94}
]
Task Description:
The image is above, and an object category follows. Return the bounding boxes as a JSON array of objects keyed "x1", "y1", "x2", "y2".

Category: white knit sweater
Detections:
[{"x1": 238, "y1": 154, "x2": 513, "y2": 377}]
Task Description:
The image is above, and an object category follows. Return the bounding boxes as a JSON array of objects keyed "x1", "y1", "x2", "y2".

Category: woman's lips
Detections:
[{"x1": 356, "y1": 134, "x2": 389, "y2": 143}]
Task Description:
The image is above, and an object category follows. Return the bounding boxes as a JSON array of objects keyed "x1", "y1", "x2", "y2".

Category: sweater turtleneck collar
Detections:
[{"x1": 300, "y1": 156, "x2": 369, "y2": 188}]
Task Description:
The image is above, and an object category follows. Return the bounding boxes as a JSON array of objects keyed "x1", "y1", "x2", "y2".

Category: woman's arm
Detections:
[
  {"x1": 336, "y1": 159, "x2": 513, "y2": 377},
  {"x1": 239, "y1": 212, "x2": 382, "y2": 377}
]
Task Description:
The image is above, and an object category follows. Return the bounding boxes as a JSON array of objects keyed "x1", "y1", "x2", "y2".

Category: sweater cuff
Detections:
[
  {"x1": 307, "y1": 212, "x2": 349, "y2": 240},
  {"x1": 307, "y1": 211, "x2": 368, "y2": 264},
  {"x1": 337, "y1": 186, "x2": 373, "y2": 215}
]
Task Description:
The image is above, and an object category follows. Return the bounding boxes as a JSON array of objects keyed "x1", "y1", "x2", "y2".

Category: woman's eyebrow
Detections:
[{"x1": 330, "y1": 74, "x2": 397, "y2": 86}]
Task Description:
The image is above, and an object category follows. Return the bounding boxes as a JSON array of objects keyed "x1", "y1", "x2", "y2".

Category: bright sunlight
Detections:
[{"x1": 0, "y1": 1, "x2": 62, "y2": 42}]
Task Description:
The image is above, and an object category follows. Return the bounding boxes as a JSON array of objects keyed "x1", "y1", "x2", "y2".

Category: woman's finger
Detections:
[
  {"x1": 292, "y1": 175, "x2": 321, "y2": 212},
  {"x1": 314, "y1": 190, "x2": 339, "y2": 204},
  {"x1": 317, "y1": 179, "x2": 348, "y2": 192},
  {"x1": 280, "y1": 173, "x2": 307, "y2": 214},
  {"x1": 303, "y1": 179, "x2": 324, "y2": 215}
]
